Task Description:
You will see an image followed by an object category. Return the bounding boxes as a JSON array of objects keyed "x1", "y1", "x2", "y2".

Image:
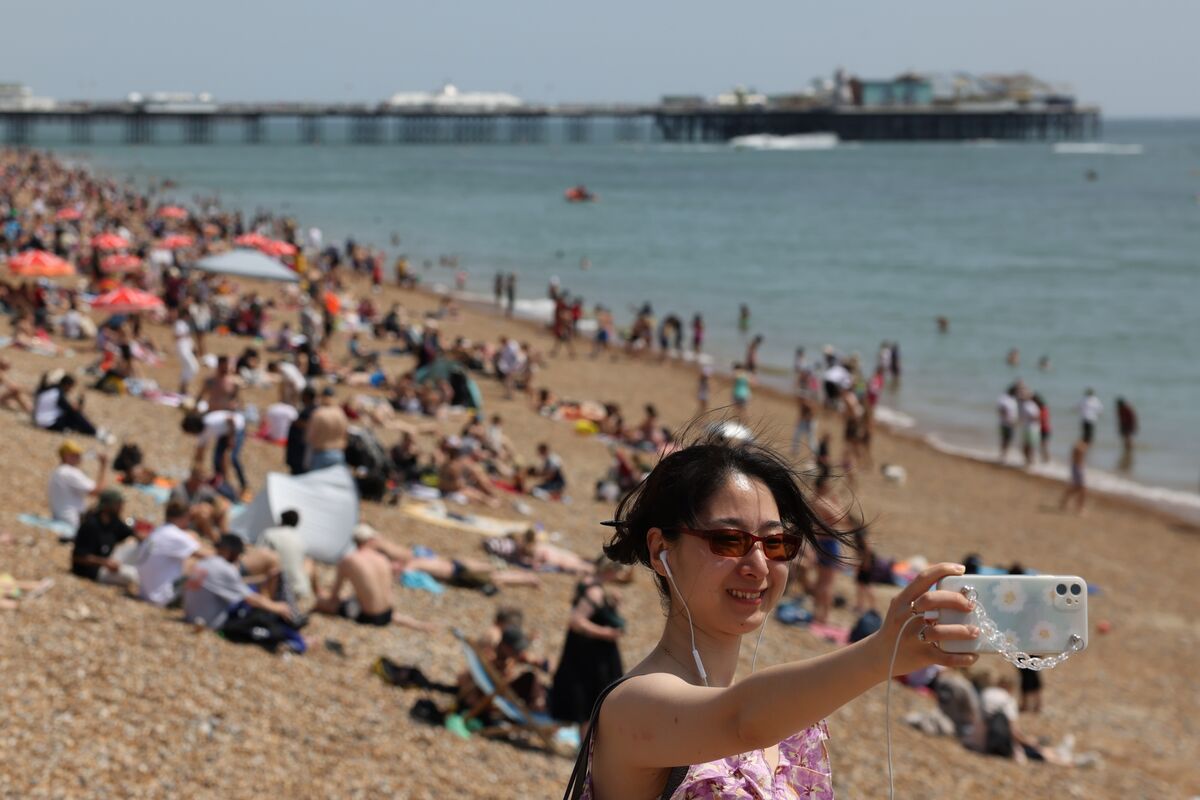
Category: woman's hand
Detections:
[{"x1": 870, "y1": 562, "x2": 980, "y2": 677}]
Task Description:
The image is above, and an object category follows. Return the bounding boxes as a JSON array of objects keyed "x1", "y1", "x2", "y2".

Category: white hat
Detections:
[{"x1": 353, "y1": 523, "x2": 378, "y2": 544}]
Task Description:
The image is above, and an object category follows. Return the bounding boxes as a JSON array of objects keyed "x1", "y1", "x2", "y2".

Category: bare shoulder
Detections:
[{"x1": 602, "y1": 671, "x2": 690, "y2": 722}]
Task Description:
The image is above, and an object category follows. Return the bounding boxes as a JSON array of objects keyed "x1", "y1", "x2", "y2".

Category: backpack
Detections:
[
  {"x1": 219, "y1": 603, "x2": 305, "y2": 654},
  {"x1": 849, "y1": 609, "x2": 883, "y2": 644}
]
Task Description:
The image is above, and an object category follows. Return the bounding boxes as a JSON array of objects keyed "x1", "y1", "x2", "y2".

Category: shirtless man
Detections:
[
  {"x1": 438, "y1": 440, "x2": 500, "y2": 507},
  {"x1": 306, "y1": 386, "x2": 348, "y2": 470},
  {"x1": 195, "y1": 355, "x2": 240, "y2": 412},
  {"x1": 364, "y1": 530, "x2": 541, "y2": 590},
  {"x1": 315, "y1": 525, "x2": 435, "y2": 630}
]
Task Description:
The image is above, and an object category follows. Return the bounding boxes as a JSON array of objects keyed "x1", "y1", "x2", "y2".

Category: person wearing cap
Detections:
[
  {"x1": 48, "y1": 440, "x2": 109, "y2": 537},
  {"x1": 183, "y1": 534, "x2": 294, "y2": 629},
  {"x1": 314, "y1": 524, "x2": 435, "y2": 631},
  {"x1": 306, "y1": 386, "x2": 348, "y2": 471},
  {"x1": 71, "y1": 489, "x2": 138, "y2": 587}
]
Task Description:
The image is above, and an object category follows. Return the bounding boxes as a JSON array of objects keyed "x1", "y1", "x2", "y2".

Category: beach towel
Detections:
[
  {"x1": 17, "y1": 514, "x2": 75, "y2": 539},
  {"x1": 401, "y1": 501, "x2": 529, "y2": 538},
  {"x1": 400, "y1": 570, "x2": 445, "y2": 594},
  {"x1": 807, "y1": 622, "x2": 851, "y2": 646}
]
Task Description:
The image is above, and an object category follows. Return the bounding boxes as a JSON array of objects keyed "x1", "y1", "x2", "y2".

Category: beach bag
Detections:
[
  {"x1": 220, "y1": 603, "x2": 305, "y2": 654},
  {"x1": 849, "y1": 610, "x2": 883, "y2": 644}
]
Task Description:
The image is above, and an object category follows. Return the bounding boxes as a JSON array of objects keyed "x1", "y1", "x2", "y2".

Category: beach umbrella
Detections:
[
  {"x1": 90, "y1": 286, "x2": 164, "y2": 314},
  {"x1": 91, "y1": 232, "x2": 130, "y2": 251},
  {"x1": 156, "y1": 205, "x2": 188, "y2": 220},
  {"x1": 192, "y1": 249, "x2": 299, "y2": 282},
  {"x1": 260, "y1": 239, "x2": 298, "y2": 257},
  {"x1": 55, "y1": 207, "x2": 82, "y2": 221},
  {"x1": 234, "y1": 232, "x2": 270, "y2": 248},
  {"x1": 157, "y1": 234, "x2": 195, "y2": 250},
  {"x1": 8, "y1": 249, "x2": 75, "y2": 277},
  {"x1": 100, "y1": 254, "x2": 144, "y2": 274}
]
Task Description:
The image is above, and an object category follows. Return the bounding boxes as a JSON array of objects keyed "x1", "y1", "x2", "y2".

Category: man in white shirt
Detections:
[
  {"x1": 182, "y1": 409, "x2": 248, "y2": 495},
  {"x1": 48, "y1": 440, "x2": 108, "y2": 538},
  {"x1": 996, "y1": 387, "x2": 1019, "y2": 462},
  {"x1": 267, "y1": 359, "x2": 307, "y2": 406},
  {"x1": 1077, "y1": 388, "x2": 1103, "y2": 444},
  {"x1": 496, "y1": 337, "x2": 525, "y2": 400},
  {"x1": 137, "y1": 501, "x2": 206, "y2": 607}
]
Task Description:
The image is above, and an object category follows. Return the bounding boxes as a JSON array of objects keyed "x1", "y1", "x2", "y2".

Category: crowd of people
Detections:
[{"x1": 2, "y1": 147, "x2": 1093, "y2": 775}]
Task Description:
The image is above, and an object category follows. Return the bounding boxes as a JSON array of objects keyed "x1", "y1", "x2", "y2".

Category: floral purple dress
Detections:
[{"x1": 575, "y1": 720, "x2": 835, "y2": 799}]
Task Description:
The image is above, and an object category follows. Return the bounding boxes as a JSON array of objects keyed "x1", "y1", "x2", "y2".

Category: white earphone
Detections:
[{"x1": 659, "y1": 550, "x2": 709, "y2": 686}]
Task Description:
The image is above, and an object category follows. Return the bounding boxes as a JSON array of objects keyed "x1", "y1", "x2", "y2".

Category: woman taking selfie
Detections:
[{"x1": 564, "y1": 432, "x2": 980, "y2": 799}]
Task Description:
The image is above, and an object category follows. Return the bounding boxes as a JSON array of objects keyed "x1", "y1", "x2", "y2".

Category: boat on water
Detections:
[
  {"x1": 1053, "y1": 142, "x2": 1143, "y2": 156},
  {"x1": 564, "y1": 185, "x2": 596, "y2": 202},
  {"x1": 729, "y1": 133, "x2": 838, "y2": 151}
]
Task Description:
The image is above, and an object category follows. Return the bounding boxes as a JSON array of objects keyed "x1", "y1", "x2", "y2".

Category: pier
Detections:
[{"x1": 0, "y1": 102, "x2": 1100, "y2": 146}]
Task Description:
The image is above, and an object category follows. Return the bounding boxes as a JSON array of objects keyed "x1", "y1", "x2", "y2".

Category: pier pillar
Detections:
[
  {"x1": 185, "y1": 116, "x2": 214, "y2": 144},
  {"x1": 509, "y1": 116, "x2": 545, "y2": 144},
  {"x1": 243, "y1": 116, "x2": 264, "y2": 144},
  {"x1": 69, "y1": 116, "x2": 92, "y2": 144},
  {"x1": 616, "y1": 117, "x2": 639, "y2": 142},
  {"x1": 4, "y1": 115, "x2": 33, "y2": 145},
  {"x1": 350, "y1": 115, "x2": 382, "y2": 144},
  {"x1": 566, "y1": 117, "x2": 589, "y2": 143},
  {"x1": 300, "y1": 116, "x2": 321, "y2": 144},
  {"x1": 124, "y1": 115, "x2": 153, "y2": 145}
]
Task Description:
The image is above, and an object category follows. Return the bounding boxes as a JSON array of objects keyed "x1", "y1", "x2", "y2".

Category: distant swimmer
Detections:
[
  {"x1": 1086, "y1": 169, "x2": 1098, "y2": 182},
  {"x1": 1038, "y1": 355, "x2": 1051, "y2": 372},
  {"x1": 937, "y1": 316, "x2": 949, "y2": 334},
  {"x1": 580, "y1": 257, "x2": 591, "y2": 271},
  {"x1": 1007, "y1": 348, "x2": 1020, "y2": 368}
]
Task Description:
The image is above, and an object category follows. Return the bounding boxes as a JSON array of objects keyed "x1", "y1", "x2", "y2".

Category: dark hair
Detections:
[
  {"x1": 494, "y1": 606, "x2": 523, "y2": 628},
  {"x1": 280, "y1": 509, "x2": 300, "y2": 527},
  {"x1": 165, "y1": 499, "x2": 190, "y2": 521},
  {"x1": 181, "y1": 412, "x2": 204, "y2": 435},
  {"x1": 603, "y1": 428, "x2": 857, "y2": 596}
]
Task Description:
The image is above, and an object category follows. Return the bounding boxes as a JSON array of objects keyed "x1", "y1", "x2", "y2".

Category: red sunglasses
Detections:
[{"x1": 666, "y1": 527, "x2": 802, "y2": 562}]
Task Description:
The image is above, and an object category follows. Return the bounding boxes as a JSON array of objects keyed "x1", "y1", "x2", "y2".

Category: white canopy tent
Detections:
[
  {"x1": 191, "y1": 249, "x2": 299, "y2": 282},
  {"x1": 229, "y1": 466, "x2": 358, "y2": 564}
]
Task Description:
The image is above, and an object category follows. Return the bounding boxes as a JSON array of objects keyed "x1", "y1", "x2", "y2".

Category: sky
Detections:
[{"x1": 4, "y1": 1, "x2": 1197, "y2": 117}]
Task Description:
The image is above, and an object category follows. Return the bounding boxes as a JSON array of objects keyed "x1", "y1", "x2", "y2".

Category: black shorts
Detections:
[
  {"x1": 1019, "y1": 667, "x2": 1042, "y2": 693},
  {"x1": 339, "y1": 600, "x2": 393, "y2": 627}
]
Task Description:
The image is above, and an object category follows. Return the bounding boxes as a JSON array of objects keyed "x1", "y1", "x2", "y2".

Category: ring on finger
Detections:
[
  {"x1": 909, "y1": 600, "x2": 922, "y2": 617},
  {"x1": 917, "y1": 627, "x2": 928, "y2": 643}
]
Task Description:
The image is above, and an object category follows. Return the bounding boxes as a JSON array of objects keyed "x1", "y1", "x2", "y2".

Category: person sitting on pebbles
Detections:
[{"x1": 314, "y1": 524, "x2": 438, "y2": 631}]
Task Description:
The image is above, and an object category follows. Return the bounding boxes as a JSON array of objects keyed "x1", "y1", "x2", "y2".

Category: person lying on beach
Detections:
[
  {"x1": 0, "y1": 572, "x2": 54, "y2": 611},
  {"x1": 363, "y1": 530, "x2": 542, "y2": 592},
  {"x1": 483, "y1": 529, "x2": 597, "y2": 576},
  {"x1": 313, "y1": 524, "x2": 437, "y2": 630},
  {"x1": 0, "y1": 357, "x2": 32, "y2": 414}
]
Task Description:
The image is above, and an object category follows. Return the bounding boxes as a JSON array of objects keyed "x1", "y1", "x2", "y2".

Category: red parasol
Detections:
[
  {"x1": 260, "y1": 239, "x2": 298, "y2": 257},
  {"x1": 157, "y1": 234, "x2": 195, "y2": 250},
  {"x1": 90, "y1": 286, "x2": 164, "y2": 314},
  {"x1": 91, "y1": 232, "x2": 131, "y2": 251},
  {"x1": 234, "y1": 233, "x2": 270, "y2": 248},
  {"x1": 8, "y1": 249, "x2": 75, "y2": 277},
  {"x1": 156, "y1": 205, "x2": 188, "y2": 220},
  {"x1": 100, "y1": 254, "x2": 144, "y2": 274}
]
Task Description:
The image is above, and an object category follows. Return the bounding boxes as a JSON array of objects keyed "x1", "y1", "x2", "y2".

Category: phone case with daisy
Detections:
[{"x1": 935, "y1": 575, "x2": 1088, "y2": 656}]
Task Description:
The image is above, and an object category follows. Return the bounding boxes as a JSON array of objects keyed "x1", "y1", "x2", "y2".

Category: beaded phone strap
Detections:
[{"x1": 960, "y1": 585, "x2": 1083, "y2": 671}]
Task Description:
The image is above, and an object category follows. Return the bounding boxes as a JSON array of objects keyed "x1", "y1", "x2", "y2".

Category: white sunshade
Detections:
[
  {"x1": 192, "y1": 249, "x2": 299, "y2": 282},
  {"x1": 229, "y1": 466, "x2": 358, "y2": 563}
]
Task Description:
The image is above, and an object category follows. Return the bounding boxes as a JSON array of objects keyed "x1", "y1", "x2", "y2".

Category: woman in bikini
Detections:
[{"x1": 565, "y1": 431, "x2": 980, "y2": 799}]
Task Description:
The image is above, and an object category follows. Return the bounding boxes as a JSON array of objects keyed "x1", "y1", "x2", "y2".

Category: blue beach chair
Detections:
[{"x1": 452, "y1": 629, "x2": 575, "y2": 753}]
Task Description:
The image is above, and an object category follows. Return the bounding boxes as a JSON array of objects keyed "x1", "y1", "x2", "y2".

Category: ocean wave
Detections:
[
  {"x1": 1053, "y1": 142, "x2": 1144, "y2": 156},
  {"x1": 926, "y1": 433, "x2": 1200, "y2": 521}
]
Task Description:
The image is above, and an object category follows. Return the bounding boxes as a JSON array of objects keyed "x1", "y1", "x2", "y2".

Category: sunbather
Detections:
[{"x1": 314, "y1": 525, "x2": 437, "y2": 630}]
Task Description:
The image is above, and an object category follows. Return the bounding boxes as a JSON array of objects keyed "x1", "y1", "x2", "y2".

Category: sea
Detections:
[{"x1": 31, "y1": 117, "x2": 1200, "y2": 518}]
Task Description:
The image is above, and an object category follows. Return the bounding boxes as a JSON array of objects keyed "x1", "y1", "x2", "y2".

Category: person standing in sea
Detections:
[
  {"x1": 996, "y1": 385, "x2": 1018, "y2": 463},
  {"x1": 691, "y1": 314, "x2": 704, "y2": 354},
  {"x1": 504, "y1": 272, "x2": 516, "y2": 318},
  {"x1": 1116, "y1": 397, "x2": 1138, "y2": 469},
  {"x1": 1078, "y1": 388, "x2": 1103, "y2": 444},
  {"x1": 738, "y1": 303, "x2": 750, "y2": 334},
  {"x1": 494, "y1": 271, "x2": 504, "y2": 307}
]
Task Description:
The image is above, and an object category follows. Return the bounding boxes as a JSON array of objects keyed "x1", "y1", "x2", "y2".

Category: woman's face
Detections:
[{"x1": 662, "y1": 473, "x2": 790, "y2": 638}]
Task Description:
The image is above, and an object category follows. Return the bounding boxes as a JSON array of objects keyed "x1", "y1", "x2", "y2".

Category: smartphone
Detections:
[{"x1": 936, "y1": 574, "x2": 1088, "y2": 656}]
